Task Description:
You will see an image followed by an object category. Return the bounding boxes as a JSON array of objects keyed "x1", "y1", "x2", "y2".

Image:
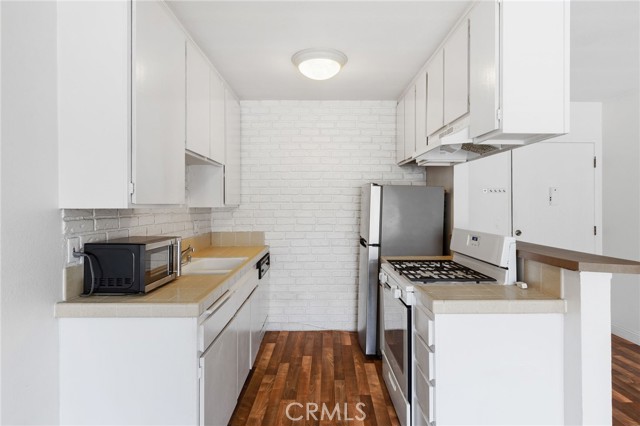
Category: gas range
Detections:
[{"x1": 387, "y1": 259, "x2": 497, "y2": 283}]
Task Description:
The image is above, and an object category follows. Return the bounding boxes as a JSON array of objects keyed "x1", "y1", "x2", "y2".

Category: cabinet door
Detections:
[
  {"x1": 133, "y1": 0, "x2": 185, "y2": 205},
  {"x1": 224, "y1": 89, "x2": 241, "y2": 205},
  {"x1": 200, "y1": 321, "x2": 237, "y2": 426},
  {"x1": 236, "y1": 299, "x2": 251, "y2": 395},
  {"x1": 469, "y1": 0, "x2": 500, "y2": 139},
  {"x1": 415, "y1": 72, "x2": 428, "y2": 154},
  {"x1": 250, "y1": 282, "x2": 268, "y2": 368},
  {"x1": 425, "y1": 49, "x2": 444, "y2": 138},
  {"x1": 404, "y1": 86, "x2": 416, "y2": 160},
  {"x1": 210, "y1": 72, "x2": 226, "y2": 165},
  {"x1": 396, "y1": 97, "x2": 405, "y2": 164},
  {"x1": 444, "y1": 19, "x2": 470, "y2": 124},
  {"x1": 186, "y1": 41, "x2": 211, "y2": 158}
]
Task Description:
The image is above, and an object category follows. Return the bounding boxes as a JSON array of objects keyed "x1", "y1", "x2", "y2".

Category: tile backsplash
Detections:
[{"x1": 61, "y1": 207, "x2": 212, "y2": 267}]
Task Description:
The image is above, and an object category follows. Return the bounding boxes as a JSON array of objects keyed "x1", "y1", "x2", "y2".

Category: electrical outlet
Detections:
[{"x1": 67, "y1": 237, "x2": 82, "y2": 264}]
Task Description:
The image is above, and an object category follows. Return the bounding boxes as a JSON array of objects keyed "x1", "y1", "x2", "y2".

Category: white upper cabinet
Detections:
[
  {"x1": 132, "y1": 0, "x2": 186, "y2": 205},
  {"x1": 396, "y1": 97, "x2": 405, "y2": 164},
  {"x1": 469, "y1": 0, "x2": 570, "y2": 142},
  {"x1": 425, "y1": 49, "x2": 444, "y2": 138},
  {"x1": 415, "y1": 72, "x2": 428, "y2": 154},
  {"x1": 210, "y1": 72, "x2": 226, "y2": 165},
  {"x1": 404, "y1": 85, "x2": 417, "y2": 161},
  {"x1": 58, "y1": 0, "x2": 186, "y2": 207},
  {"x1": 186, "y1": 41, "x2": 211, "y2": 158},
  {"x1": 224, "y1": 89, "x2": 241, "y2": 206},
  {"x1": 443, "y1": 19, "x2": 469, "y2": 125}
]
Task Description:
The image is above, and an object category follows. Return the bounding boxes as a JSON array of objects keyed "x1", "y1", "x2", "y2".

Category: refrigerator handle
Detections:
[{"x1": 360, "y1": 237, "x2": 368, "y2": 248}]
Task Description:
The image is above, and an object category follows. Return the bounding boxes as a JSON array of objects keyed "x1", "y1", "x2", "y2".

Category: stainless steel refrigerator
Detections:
[{"x1": 358, "y1": 184, "x2": 444, "y2": 356}]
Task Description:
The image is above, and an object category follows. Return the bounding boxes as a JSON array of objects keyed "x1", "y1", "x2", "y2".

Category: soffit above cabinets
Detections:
[{"x1": 165, "y1": 1, "x2": 472, "y2": 100}]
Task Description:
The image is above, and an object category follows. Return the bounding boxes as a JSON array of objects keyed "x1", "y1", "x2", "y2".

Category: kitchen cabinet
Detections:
[
  {"x1": 425, "y1": 49, "x2": 444, "y2": 138},
  {"x1": 210, "y1": 71, "x2": 226, "y2": 165},
  {"x1": 250, "y1": 275, "x2": 269, "y2": 367},
  {"x1": 403, "y1": 85, "x2": 417, "y2": 160},
  {"x1": 186, "y1": 40, "x2": 211, "y2": 158},
  {"x1": 415, "y1": 72, "x2": 428, "y2": 154},
  {"x1": 469, "y1": 0, "x2": 569, "y2": 142},
  {"x1": 59, "y1": 265, "x2": 265, "y2": 425},
  {"x1": 396, "y1": 97, "x2": 405, "y2": 164},
  {"x1": 443, "y1": 20, "x2": 469, "y2": 125},
  {"x1": 225, "y1": 89, "x2": 242, "y2": 206},
  {"x1": 412, "y1": 301, "x2": 564, "y2": 425},
  {"x1": 58, "y1": 0, "x2": 186, "y2": 208}
]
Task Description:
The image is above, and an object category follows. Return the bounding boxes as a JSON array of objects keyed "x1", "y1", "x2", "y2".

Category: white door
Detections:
[
  {"x1": 133, "y1": 0, "x2": 185, "y2": 205},
  {"x1": 404, "y1": 85, "x2": 416, "y2": 160},
  {"x1": 512, "y1": 142, "x2": 596, "y2": 253},
  {"x1": 186, "y1": 41, "x2": 211, "y2": 158},
  {"x1": 444, "y1": 19, "x2": 469, "y2": 124},
  {"x1": 425, "y1": 49, "x2": 444, "y2": 138},
  {"x1": 236, "y1": 299, "x2": 251, "y2": 396},
  {"x1": 224, "y1": 89, "x2": 241, "y2": 206},
  {"x1": 200, "y1": 322, "x2": 238, "y2": 426}
]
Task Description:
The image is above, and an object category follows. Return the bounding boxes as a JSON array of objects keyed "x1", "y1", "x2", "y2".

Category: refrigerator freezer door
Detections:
[
  {"x1": 357, "y1": 239, "x2": 380, "y2": 356},
  {"x1": 381, "y1": 186, "x2": 444, "y2": 256},
  {"x1": 360, "y1": 184, "x2": 382, "y2": 246}
]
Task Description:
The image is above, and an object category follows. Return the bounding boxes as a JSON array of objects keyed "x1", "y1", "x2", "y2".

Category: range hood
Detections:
[{"x1": 413, "y1": 114, "x2": 557, "y2": 166}]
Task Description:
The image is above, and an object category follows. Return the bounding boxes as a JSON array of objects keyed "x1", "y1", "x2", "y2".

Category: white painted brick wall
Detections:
[
  {"x1": 212, "y1": 100, "x2": 426, "y2": 331},
  {"x1": 62, "y1": 208, "x2": 212, "y2": 267}
]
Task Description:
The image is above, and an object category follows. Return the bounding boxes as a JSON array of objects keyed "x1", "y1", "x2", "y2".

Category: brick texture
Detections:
[{"x1": 212, "y1": 100, "x2": 426, "y2": 331}]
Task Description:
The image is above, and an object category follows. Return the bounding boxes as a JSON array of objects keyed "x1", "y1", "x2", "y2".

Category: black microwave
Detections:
[{"x1": 82, "y1": 236, "x2": 181, "y2": 295}]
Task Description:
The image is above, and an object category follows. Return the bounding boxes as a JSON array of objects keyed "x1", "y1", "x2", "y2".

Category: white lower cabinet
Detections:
[
  {"x1": 200, "y1": 320, "x2": 238, "y2": 426},
  {"x1": 412, "y1": 302, "x2": 564, "y2": 425},
  {"x1": 60, "y1": 265, "x2": 267, "y2": 426}
]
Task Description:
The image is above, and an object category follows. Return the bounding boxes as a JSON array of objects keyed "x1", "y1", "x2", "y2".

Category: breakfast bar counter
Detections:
[{"x1": 55, "y1": 245, "x2": 269, "y2": 318}]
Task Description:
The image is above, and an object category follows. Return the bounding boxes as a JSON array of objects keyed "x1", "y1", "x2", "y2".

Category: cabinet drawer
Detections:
[
  {"x1": 413, "y1": 399, "x2": 434, "y2": 426},
  {"x1": 414, "y1": 334, "x2": 435, "y2": 384},
  {"x1": 414, "y1": 305, "x2": 435, "y2": 348},
  {"x1": 415, "y1": 364, "x2": 434, "y2": 423}
]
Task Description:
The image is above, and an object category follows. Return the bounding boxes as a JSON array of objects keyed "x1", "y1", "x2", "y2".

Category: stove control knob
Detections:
[
  {"x1": 391, "y1": 286, "x2": 402, "y2": 299},
  {"x1": 379, "y1": 272, "x2": 388, "y2": 284}
]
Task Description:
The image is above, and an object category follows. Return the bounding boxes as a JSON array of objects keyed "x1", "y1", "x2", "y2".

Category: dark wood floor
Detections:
[
  {"x1": 612, "y1": 334, "x2": 640, "y2": 426},
  {"x1": 232, "y1": 331, "x2": 640, "y2": 426},
  {"x1": 230, "y1": 331, "x2": 400, "y2": 426}
]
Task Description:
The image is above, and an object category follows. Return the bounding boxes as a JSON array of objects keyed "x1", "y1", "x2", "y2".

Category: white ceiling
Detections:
[{"x1": 167, "y1": 0, "x2": 640, "y2": 102}]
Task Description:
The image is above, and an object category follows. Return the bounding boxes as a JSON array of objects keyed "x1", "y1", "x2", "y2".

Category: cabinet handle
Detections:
[{"x1": 202, "y1": 290, "x2": 231, "y2": 319}]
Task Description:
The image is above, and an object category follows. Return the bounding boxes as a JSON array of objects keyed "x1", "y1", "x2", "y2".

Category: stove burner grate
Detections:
[{"x1": 388, "y1": 260, "x2": 497, "y2": 283}]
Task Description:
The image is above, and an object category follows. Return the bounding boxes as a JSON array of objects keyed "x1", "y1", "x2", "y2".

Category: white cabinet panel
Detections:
[
  {"x1": 425, "y1": 50, "x2": 444, "y2": 138},
  {"x1": 404, "y1": 86, "x2": 416, "y2": 159},
  {"x1": 396, "y1": 97, "x2": 405, "y2": 164},
  {"x1": 415, "y1": 72, "x2": 428, "y2": 154},
  {"x1": 512, "y1": 142, "x2": 596, "y2": 253},
  {"x1": 132, "y1": 0, "x2": 185, "y2": 205},
  {"x1": 186, "y1": 41, "x2": 211, "y2": 158},
  {"x1": 210, "y1": 72, "x2": 226, "y2": 165},
  {"x1": 236, "y1": 299, "x2": 252, "y2": 394},
  {"x1": 200, "y1": 322, "x2": 238, "y2": 426},
  {"x1": 224, "y1": 89, "x2": 241, "y2": 206},
  {"x1": 469, "y1": 0, "x2": 500, "y2": 139},
  {"x1": 443, "y1": 20, "x2": 469, "y2": 124},
  {"x1": 250, "y1": 278, "x2": 268, "y2": 368}
]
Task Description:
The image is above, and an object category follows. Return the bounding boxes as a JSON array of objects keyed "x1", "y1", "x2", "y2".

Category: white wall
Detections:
[
  {"x1": 0, "y1": 1, "x2": 60, "y2": 423},
  {"x1": 603, "y1": 89, "x2": 640, "y2": 344},
  {"x1": 212, "y1": 100, "x2": 426, "y2": 330}
]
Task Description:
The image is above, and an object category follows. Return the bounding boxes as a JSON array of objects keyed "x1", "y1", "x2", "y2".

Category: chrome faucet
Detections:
[{"x1": 181, "y1": 245, "x2": 195, "y2": 265}]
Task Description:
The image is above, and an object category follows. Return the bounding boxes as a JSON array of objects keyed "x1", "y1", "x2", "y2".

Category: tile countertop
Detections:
[
  {"x1": 382, "y1": 257, "x2": 566, "y2": 314},
  {"x1": 55, "y1": 246, "x2": 269, "y2": 319}
]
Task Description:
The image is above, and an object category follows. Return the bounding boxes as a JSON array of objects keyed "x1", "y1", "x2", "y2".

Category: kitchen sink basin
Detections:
[{"x1": 181, "y1": 257, "x2": 248, "y2": 276}]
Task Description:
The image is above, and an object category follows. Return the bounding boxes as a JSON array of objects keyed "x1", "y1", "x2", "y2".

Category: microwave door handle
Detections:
[{"x1": 130, "y1": 251, "x2": 136, "y2": 284}]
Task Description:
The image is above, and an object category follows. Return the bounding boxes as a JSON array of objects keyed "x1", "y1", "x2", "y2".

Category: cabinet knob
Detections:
[{"x1": 515, "y1": 230, "x2": 522, "y2": 236}]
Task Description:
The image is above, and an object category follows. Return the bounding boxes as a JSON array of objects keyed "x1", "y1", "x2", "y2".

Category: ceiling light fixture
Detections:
[{"x1": 291, "y1": 48, "x2": 348, "y2": 81}]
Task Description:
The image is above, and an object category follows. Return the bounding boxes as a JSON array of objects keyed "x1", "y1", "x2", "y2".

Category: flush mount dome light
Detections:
[{"x1": 291, "y1": 48, "x2": 348, "y2": 81}]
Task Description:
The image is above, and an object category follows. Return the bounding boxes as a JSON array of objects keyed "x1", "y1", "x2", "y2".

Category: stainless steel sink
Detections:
[{"x1": 181, "y1": 257, "x2": 248, "y2": 276}]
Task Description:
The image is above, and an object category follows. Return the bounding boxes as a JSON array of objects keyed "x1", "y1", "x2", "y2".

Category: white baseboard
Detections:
[{"x1": 612, "y1": 324, "x2": 640, "y2": 345}]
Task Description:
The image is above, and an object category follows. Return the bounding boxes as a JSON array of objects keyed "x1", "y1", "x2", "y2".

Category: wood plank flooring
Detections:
[
  {"x1": 233, "y1": 332, "x2": 640, "y2": 426},
  {"x1": 612, "y1": 334, "x2": 640, "y2": 426},
  {"x1": 230, "y1": 331, "x2": 400, "y2": 426}
]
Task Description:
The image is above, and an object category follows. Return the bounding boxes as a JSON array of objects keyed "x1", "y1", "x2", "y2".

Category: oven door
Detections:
[{"x1": 381, "y1": 279, "x2": 411, "y2": 398}]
